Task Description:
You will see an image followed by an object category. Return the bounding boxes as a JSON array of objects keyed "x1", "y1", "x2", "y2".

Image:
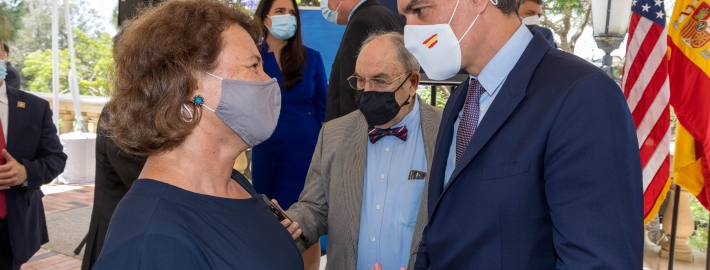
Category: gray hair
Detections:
[{"x1": 359, "y1": 31, "x2": 420, "y2": 73}]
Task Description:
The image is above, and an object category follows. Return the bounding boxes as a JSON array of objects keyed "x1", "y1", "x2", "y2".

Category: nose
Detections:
[
  {"x1": 258, "y1": 67, "x2": 271, "y2": 82},
  {"x1": 363, "y1": 81, "x2": 376, "y2": 92}
]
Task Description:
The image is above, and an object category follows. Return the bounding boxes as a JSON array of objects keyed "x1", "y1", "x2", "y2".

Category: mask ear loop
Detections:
[
  {"x1": 394, "y1": 73, "x2": 414, "y2": 107},
  {"x1": 450, "y1": 0, "x2": 481, "y2": 43},
  {"x1": 200, "y1": 73, "x2": 222, "y2": 113},
  {"x1": 448, "y1": 0, "x2": 462, "y2": 25}
]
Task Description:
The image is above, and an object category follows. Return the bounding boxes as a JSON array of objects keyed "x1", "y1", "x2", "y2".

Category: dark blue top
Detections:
[
  {"x1": 251, "y1": 44, "x2": 327, "y2": 209},
  {"x1": 94, "y1": 171, "x2": 303, "y2": 270}
]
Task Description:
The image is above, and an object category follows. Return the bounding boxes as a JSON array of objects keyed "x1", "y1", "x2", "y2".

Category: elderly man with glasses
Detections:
[{"x1": 284, "y1": 31, "x2": 441, "y2": 270}]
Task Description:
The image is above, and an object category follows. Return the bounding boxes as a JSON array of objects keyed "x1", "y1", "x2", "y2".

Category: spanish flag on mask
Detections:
[{"x1": 668, "y1": 0, "x2": 710, "y2": 209}]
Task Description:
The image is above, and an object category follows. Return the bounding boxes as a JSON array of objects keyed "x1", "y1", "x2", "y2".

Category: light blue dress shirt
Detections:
[
  {"x1": 443, "y1": 25, "x2": 533, "y2": 187},
  {"x1": 349, "y1": 0, "x2": 367, "y2": 20},
  {"x1": 357, "y1": 98, "x2": 427, "y2": 270}
]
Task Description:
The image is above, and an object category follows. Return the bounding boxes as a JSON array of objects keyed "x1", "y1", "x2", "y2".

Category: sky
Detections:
[{"x1": 89, "y1": 0, "x2": 117, "y2": 36}]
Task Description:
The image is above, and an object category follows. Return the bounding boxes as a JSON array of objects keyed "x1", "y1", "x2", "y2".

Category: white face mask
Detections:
[
  {"x1": 404, "y1": 0, "x2": 496, "y2": 80},
  {"x1": 522, "y1": 15, "x2": 540, "y2": 26}
]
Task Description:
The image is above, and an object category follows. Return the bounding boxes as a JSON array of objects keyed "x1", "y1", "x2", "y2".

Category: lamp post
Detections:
[{"x1": 591, "y1": 0, "x2": 633, "y2": 79}]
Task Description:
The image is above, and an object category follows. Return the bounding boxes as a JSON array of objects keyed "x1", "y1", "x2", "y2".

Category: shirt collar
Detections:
[
  {"x1": 0, "y1": 82, "x2": 7, "y2": 105},
  {"x1": 471, "y1": 24, "x2": 533, "y2": 95},
  {"x1": 349, "y1": 0, "x2": 367, "y2": 21}
]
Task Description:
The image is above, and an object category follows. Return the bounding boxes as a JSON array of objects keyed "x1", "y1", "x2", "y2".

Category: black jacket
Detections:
[
  {"x1": 324, "y1": 0, "x2": 403, "y2": 121},
  {"x1": 81, "y1": 108, "x2": 146, "y2": 270}
]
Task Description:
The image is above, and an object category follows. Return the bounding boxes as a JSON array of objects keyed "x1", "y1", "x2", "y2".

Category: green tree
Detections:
[
  {"x1": 541, "y1": 0, "x2": 592, "y2": 53},
  {"x1": 22, "y1": 27, "x2": 113, "y2": 96},
  {"x1": 416, "y1": 86, "x2": 449, "y2": 110},
  {"x1": 690, "y1": 197, "x2": 709, "y2": 252},
  {"x1": 0, "y1": 0, "x2": 28, "y2": 42},
  {"x1": 9, "y1": 0, "x2": 106, "y2": 89}
]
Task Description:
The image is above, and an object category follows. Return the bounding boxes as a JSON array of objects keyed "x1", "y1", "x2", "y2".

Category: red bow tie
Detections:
[{"x1": 367, "y1": 126, "x2": 408, "y2": 144}]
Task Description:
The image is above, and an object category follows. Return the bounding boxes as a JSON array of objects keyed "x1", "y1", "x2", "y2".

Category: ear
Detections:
[
  {"x1": 469, "y1": 0, "x2": 492, "y2": 14},
  {"x1": 409, "y1": 71, "x2": 421, "y2": 94}
]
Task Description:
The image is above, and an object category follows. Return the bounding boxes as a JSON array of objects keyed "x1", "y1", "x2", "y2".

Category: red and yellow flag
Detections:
[{"x1": 668, "y1": 0, "x2": 710, "y2": 208}]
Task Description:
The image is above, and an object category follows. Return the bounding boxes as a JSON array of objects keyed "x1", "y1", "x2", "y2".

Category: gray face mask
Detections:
[{"x1": 203, "y1": 72, "x2": 281, "y2": 147}]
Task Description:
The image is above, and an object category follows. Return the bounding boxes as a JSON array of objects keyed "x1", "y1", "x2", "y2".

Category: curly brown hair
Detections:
[{"x1": 105, "y1": 0, "x2": 263, "y2": 156}]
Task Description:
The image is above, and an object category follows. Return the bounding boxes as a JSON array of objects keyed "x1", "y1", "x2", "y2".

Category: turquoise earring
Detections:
[{"x1": 193, "y1": 95, "x2": 205, "y2": 106}]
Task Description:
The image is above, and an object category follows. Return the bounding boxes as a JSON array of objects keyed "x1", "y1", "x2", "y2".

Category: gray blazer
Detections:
[{"x1": 287, "y1": 98, "x2": 442, "y2": 270}]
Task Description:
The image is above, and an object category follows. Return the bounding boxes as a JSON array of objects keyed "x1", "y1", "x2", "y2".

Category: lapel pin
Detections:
[{"x1": 17, "y1": 101, "x2": 25, "y2": 108}]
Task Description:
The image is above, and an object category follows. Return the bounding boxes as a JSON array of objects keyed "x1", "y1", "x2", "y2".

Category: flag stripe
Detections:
[
  {"x1": 626, "y1": 26, "x2": 667, "y2": 112},
  {"x1": 631, "y1": 63, "x2": 668, "y2": 127},
  {"x1": 635, "y1": 78, "x2": 670, "y2": 147},
  {"x1": 621, "y1": 13, "x2": 653, "y2": 90},
  {"x1": 639, "y1": 106, "x2": 670, "y2": 167},
  {"x1": 643, "y1": 126, "x2": 671, "y2": 191},
  {"x1": 644, "y1": 155, "x2": 670, "y2": 216}
]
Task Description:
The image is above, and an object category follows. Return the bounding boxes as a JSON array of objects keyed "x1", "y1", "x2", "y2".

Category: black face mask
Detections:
[{"x1": 355, "y1": 73, "x2": 412, "y2": 127}]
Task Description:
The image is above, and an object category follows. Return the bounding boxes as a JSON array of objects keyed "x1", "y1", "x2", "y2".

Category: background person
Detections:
[
  {"x1": 286, "y1": 32, "x2": 442, "y2": 270},
  {"x1": 0, "y1": 39, "x2": 66, "y2": 270},
  {"x1": 321, "y1": 0, "x2": 404, "y2": 121},
  {"x1": 93, "y1": 1, "x2": 303, "y2": 268},
  {"x1": 252, "y1": 0, "x2": 327, "y2": 269},
  {"x1": 2, "y1": 44, "x2": 20, "y2": 90},
  {"x1": 81, "y1": 108, "x2": 147, "y2": 270},
  {"x1": 398, "y1": 0, "x2": 643, "y2": 268},
  {"x1": 517, "y1": 0, "x2": 557, "y2": 48}
]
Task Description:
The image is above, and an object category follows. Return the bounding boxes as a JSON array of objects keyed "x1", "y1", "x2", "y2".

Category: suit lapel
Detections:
[
  {"x1": 426, "y1": 80, "x2": 469, "y2": 216},
  {"x1": 341, "y1": 112, "x2": 368, "y2": 253},
  {"x1": 438, "y1": 34, "x2": 551, "y2": 198},
  {"x1": 6, "y1": 87, "x2": 26, "y2": 153}
]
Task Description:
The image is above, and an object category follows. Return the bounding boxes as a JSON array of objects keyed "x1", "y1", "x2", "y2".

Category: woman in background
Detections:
[{"x1": 252, "y1": 1, "x2": 327, "y2": 269}]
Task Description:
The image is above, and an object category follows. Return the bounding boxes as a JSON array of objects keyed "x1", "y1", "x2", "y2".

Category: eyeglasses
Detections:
[{"x1": 347, "y1": 72, "x2": 411, "y2": 91}]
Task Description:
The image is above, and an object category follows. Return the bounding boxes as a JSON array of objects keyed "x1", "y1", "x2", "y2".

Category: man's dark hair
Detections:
[
  {"x1": 497, "y1": 0, "x2": 522, "y2": 16},
  {"x1": 2, "y1": 43, "x2": 8, "y2": 55},
  {"x1": 517, "y1": 0, "x2": 544, "y2": 8}
]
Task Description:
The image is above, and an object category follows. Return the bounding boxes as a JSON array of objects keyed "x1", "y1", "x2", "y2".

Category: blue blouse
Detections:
[{"x1": 94, "y1": 171, "x2": 303, "y2": 270}]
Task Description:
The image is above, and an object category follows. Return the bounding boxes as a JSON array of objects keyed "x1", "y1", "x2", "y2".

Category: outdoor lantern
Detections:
[{"x1": 592, "y1": 0, "x2": 633, "y2": 77}]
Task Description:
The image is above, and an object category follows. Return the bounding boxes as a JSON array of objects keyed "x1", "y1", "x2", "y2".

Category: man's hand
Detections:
[
  {"x1": 0, "y1": 150, "x2": 26, "y2": 190},
  {"x1": 374, "y1": 263, "x2": 406, "y2": 270},
  {"x1": 273, "y1": 199, "x2": 303, "y2": 241}
]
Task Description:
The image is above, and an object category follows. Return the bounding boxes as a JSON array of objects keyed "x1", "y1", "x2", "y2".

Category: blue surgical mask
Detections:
[
  {"x1": 0, "y1": 61, "x2": 7, "y2": 81},
  {"x1": 267, "y1": 15, "x2": 297, "y2": 40},
  {"x1": 320, "y1": 0, "x2": 341, "y2": 24}
]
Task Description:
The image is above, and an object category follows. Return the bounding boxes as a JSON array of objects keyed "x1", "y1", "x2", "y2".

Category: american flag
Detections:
[{"x1": 622, "y1": 0, "x2": 671, "y2": 224}]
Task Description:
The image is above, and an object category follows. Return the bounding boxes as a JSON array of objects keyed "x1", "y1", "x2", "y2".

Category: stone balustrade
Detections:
[{"x1": 27, "y1": 91, "x2": 107, "y2": 134}]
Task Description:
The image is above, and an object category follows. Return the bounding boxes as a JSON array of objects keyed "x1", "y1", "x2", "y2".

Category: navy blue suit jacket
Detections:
[
  {"x1": 528, "y1": 25, "x2": 558, "y2": 48},
  {"x1": 5, "y1": 87, "x2": 66, "y2": 264},
  {"x1": 414, "y1": 34, "x2": 643, "y2": 269}
]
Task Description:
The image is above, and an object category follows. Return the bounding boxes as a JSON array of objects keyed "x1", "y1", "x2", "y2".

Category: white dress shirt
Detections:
[{"x1": 0, "y1": 82, "x2": 8, "y2": 142}]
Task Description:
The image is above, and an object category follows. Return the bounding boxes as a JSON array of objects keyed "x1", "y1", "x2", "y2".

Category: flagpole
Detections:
[
  {"x1": 668, "y1": 184, "x2": 682, "y2": 270},
  {"x1": 51, "y1": 0, "x2": 59, "y2": 133}
]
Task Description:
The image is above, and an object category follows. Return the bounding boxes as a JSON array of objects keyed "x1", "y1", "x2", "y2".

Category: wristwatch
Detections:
[{"x1": 20, "y1": 180, "x2": 28, "y2": 188}]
